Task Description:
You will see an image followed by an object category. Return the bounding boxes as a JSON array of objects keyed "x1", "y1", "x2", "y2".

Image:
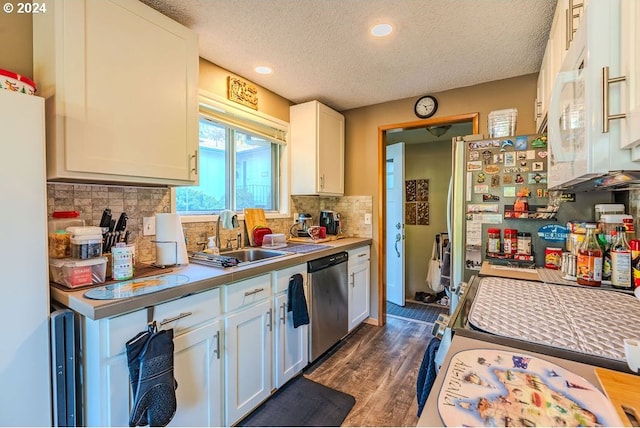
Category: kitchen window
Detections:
[{"x1": 176, "y1": 93, "x2": 289, "y2": 218}]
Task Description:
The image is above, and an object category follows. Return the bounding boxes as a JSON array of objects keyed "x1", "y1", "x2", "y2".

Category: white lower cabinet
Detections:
[
  {"x1": 272, "y1": 264, "x2": 309, "y2": 389},
  {"x1": 223, "y1": 274, "x2": 273, "y2": 426},
  {"x1": 171, "y1": 320, "x2": 222, "y2": 427},
  {"x1": 348, "y1": 246, "x2": 371, "y2": 331},
  {"x1": 82, "y1": 289, "x2": 221, "y2": 426}
]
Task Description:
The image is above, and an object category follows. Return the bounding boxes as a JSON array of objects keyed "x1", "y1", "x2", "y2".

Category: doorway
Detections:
[{"x1": 377, "y1": 113, "x2": 479, "y2": 325}]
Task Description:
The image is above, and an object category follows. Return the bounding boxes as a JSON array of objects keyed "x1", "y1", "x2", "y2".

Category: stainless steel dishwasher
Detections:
[{"x1": 307, "y1": 251, "x2": 349, "y2": 362}]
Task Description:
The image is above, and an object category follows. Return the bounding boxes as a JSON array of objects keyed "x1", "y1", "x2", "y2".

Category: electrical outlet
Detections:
[
  {"x1": 364, "y1": 213, "x2": 372, "y2": 225},
  {"x1": 143, "y1": 217, "x2": 156, "y2": 236}
]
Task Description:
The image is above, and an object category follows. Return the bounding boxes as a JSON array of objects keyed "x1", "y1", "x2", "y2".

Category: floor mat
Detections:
[
  {"x1": 387, "y1": 300, "x2": 449, "y2": 323},
  {"x1": 237, "y1": 376, "x2": 355, "y2": 427}
]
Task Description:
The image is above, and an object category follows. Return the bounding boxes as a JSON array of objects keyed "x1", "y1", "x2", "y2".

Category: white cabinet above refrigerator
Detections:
[{"x1": 547, "y1": 0, "x2": 639, "y2": 190}]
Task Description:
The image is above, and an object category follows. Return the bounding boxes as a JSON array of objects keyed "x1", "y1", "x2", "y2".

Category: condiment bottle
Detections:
[
  {"x1": 487, "y1": 228, "x2": 501, "y2": 257},
  {"x1": 576, "y1": 223, "x2": 602, "y2": 286},
  {"x1": 631, "y1": 239, "x2": 640, "y2": 288},
  {"x1": 516, "y1": 232, "x2": 532, "y2": 255},
  {"x1": 504, "y1": 229, "x2": 517, "y2": 255},
  {"x1": 597, "y1": 229, "x2": 612, "y2": 283},
  {"x1": 611, "y1": 226, "x2": 632, "y2": 290}
]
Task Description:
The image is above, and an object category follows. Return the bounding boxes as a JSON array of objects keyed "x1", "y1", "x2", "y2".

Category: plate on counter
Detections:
[
  {"x1": 437, "y1": 348, "x2": 622, "y2": 427},
  {"x1": 84, "y1": 274, "x2": 190, "y2": 300}
]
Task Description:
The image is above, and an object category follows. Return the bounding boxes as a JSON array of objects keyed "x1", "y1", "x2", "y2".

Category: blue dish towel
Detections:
[
  {"x1": 416, "y1": 337, "x2": 441, "y2": 418},
  {"x1": 287, "y1": 273, "x2": 310, "y2": 328}
]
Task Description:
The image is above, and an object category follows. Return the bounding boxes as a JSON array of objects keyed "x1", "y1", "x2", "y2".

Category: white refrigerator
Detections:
[{"x1": 0, "y1": 90, "x2": 52, "y2": 425}]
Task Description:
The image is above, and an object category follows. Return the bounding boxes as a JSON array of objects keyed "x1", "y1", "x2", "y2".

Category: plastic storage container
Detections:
[
  {"x1": 49, "y1": 257, "x2": 107, "y2": 288},
  {"x1": 488, "y1": 108, "x2": 517, "y2": 138},
  {"x1": 261, "y1": 233, "x2": 287, "y2": 249},
  {"x1": 595, "y1": 204, "x2": 625, "y2": 222},
  {"x1": 67, "y1": 226, "x2": 103, "y2": 259},
  {"x1": 48, "y1": 211, "x2": 85, "y2": 258}
]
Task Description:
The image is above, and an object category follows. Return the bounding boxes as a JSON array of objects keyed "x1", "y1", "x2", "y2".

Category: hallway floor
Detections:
[{"x1": 304, "y1": 317, "x2": 436, "y2": 426}]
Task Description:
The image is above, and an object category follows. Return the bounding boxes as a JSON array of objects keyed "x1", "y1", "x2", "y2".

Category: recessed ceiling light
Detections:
[
  {"x1": 255, "y1": 66, "x2": 272, "y2": 74},
  {"x1": 370, "y1": 23, "x2": 393, "y2": 37}
]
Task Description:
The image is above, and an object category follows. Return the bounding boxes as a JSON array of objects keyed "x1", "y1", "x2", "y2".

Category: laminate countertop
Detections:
[{"x1": 51, "y1": 237, "x2": 371, "y2": 320}]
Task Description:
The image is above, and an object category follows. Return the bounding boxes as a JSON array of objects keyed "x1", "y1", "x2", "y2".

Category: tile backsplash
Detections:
[{"x1": 47, "y1": 183, "x2": 373, "y2": 264}]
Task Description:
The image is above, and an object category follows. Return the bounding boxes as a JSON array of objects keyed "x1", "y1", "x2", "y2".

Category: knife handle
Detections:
[
  {"x1": 99, "y1": 208, "x2": 112, "y2": 228},
  {"x1": 115, "y1": 212, "x2": 128, "y2": 232}
]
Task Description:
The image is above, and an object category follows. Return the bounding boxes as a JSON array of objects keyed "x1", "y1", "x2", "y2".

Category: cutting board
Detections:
[
  {"x1": 243, "y1": 208, "x2": 267, "y2": 246},
  {"x1": 595, "y1": 367, "x2": 640, "y2": 427}
]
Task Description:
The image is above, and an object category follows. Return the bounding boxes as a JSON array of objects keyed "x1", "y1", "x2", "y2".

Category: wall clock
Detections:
[{"x1": 414, "y1": 95, "x2": 438, "y2": 119}]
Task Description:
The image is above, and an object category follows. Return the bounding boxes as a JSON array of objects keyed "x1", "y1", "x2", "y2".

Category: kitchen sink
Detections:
[
  {"x1": 220, "y1": 248, "x2": 290, "y2": 263},
  {"x1": 189, "y1": 248, "x2": 291, "y2": 268}
]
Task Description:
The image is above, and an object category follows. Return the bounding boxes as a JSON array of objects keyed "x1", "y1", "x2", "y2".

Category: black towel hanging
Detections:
[{"x1": 287, "y1": 273, "x2": 310, "y2": 328}]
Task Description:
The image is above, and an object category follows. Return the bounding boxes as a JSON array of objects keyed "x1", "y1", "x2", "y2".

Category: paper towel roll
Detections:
[{"x1": 155, "y1": 213, "x2": 189, "y2": 266}]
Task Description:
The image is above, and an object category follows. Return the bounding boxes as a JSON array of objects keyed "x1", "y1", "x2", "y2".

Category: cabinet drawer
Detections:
[
  {"x1": 348, "y1": 246, "x2": 370, "y2": 266},
  {"x1": 102, "y1": 289, "x2": 220, "y2": 358},
  {"x1": 224, "y1": 274, "x2": 272, "y2": 312},
  {"x1": 154, "y1": 288, "x2": 220, "y2": 336},
  {"x1": 104, "y1": 309, "x2": 148, "y2": 358},
  {"x1": 272, "y1": 264, "x2": 307, "y2": 294}
]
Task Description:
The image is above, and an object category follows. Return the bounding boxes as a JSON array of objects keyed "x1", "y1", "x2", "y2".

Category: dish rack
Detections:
[{"x1": 189, "y1": 252, "x2": 239, "y2": 268}]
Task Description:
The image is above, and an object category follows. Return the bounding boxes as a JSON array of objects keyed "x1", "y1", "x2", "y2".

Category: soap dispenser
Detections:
[{"x1": 206, "y1": 236, "x2": 219, "y2": 255}]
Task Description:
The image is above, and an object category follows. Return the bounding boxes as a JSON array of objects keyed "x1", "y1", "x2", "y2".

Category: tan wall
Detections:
[
  {"x1": 199, "y1": 58, "x2": 292, "y2": 122},
  {"x1": 0, "y1": 13, "x2": 33, "y2": 78},
  {"x1": 343, "y1": 73, "x2": 538, "y2": 320}
]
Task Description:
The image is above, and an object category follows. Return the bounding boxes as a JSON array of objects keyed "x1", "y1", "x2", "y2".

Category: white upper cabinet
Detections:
[
  {"x1": 547, "y1": 0, "x2": 640, "y2": 189},
  {"x1": 290, "y1": 100, "x2": 345, "y2": 196},
  {"x1": 33, "y1": 0, "x2": 199, "y2": 186},
  {"x1": 536, "y1": 0, "x2": 584, "y2": 133},
  {"x1": 621, "y1": 0, "x2": 640, "y2": 152}
]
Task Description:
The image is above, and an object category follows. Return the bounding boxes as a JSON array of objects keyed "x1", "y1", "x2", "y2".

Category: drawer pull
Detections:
[
  {"x1": 244, "y1": 287, "x2": 265, "y2": 297},
  {"x1": 159, "y1": 311, "x2": 192, "y2": 326}
]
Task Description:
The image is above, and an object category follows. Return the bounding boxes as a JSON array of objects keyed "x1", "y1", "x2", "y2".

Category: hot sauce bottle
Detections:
[{"x1": 576, "y1": 223, "x2": 602, "y2": 286}]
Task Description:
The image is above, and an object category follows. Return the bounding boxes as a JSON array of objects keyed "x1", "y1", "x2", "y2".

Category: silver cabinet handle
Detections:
[
  {"x1": 213, "y1": 330, "x2": 220, "y2": 360},
  {"x1": 244, "y1": 287, "x2": 265, "y2": 297},
  {"x1": 280, "y1": 302, "x2": 286, "y2": 324},
  {"x1": 602, "y1": 66, "x2": 627, "y2": 133},
  {"x1": 191, "y1": 150, "x2": 198, "y2": 175},
  {"x1": 159, "y1": 311, "x2": 192, "y2": 326},
  {"x1": 266, "y1": 308, "x2": 273, "y2": 332},
  {"x1": 350, "y1": 272, "x2": 355, "y2": 287}
]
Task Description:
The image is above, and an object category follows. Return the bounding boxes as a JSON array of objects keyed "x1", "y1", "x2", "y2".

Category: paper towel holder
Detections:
[{"x1": 152, "y1": 240, "x2": 178, "y2": 268}]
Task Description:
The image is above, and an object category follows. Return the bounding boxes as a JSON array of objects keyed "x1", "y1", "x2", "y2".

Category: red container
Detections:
[{"x1": 545, "y1": 247, "x2": 563, "y2": 269}]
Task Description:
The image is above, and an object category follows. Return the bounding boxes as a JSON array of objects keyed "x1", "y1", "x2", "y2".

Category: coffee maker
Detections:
[
  {"x1": 319, "y1": 210, "x2": 341, "y2": 235},
  {"x1": 290, "y1": 213, "x2": 313, "y2": 237}
]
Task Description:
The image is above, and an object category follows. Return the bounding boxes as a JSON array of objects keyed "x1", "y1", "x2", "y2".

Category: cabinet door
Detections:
[
  {"x1": 35, "y1": 0, "x2": 198, "y2": 185},
  {"x1": 621, "y1": 0, "x2": 640, "y2": 149},
  {"x1": 273, "y1": 293, "x2": 309, "y2": 389},
  {"x1": 348, "y1": 260, "x2": 371, "y2": 331},
  {"x1": 171, "y1": 320, "x2": 222, "y2": 427},
  {"x1": 224, "y1": 300, "x2": 273, "y2": 426},
  {"x1": 317, "y1": 103, "x2": 345, "y2": 195}
]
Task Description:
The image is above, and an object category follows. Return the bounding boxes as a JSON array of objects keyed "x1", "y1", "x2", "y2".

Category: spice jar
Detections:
[
  {"x1": 504, "y1": 229, "x2": 518, "y2": 255},
  {"x1": 517, "y1": 232, "x2": 532, "y2": 255},
  {"x1": 487, "y1": 228, "x2": 501, "y2": 257}
]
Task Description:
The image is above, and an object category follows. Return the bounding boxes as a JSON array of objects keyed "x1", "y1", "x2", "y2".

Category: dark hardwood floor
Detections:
[{"x1": 304, "y1": 317, "x2": 435, "y2": 427}]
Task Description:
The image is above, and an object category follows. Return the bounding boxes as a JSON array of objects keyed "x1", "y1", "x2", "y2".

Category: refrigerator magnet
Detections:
[
  {"x1": 474, "y1": 184, "x2": 489, "y2": 193},
  {"x1": 467, "y1": 161, "x2": 482, "y2": 171},
  {"x1": 514, "y1": 135, "x2": 528, "y2": 150},
  {"x1": 504, "y1": 186, "x2": 516, "y2": 197},
  {"x1": 532, "y1": 162, "x2": 544, "y2": 171},
  {"x1": 504, "y1": 152, "x2": 515, "y2": 167}
]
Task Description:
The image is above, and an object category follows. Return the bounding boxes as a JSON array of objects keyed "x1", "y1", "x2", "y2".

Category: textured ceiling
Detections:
[{"x1": 141, "y1": 0, "x2": 556, "y2": 112}]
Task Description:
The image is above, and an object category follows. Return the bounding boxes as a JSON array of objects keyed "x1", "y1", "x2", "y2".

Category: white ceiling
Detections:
[{"x1": 141, "y1": 0, "x2": 556, "y2": 112}]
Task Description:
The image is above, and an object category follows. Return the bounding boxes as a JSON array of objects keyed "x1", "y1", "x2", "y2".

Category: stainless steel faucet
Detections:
[{"x1": 216, "y1": 213, "x2": 241, "y2": 251}]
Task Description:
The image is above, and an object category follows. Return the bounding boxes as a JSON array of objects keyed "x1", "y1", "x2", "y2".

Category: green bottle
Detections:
[{"x1": 597, "y1": 231, "x2": 611, "y2": 282}]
